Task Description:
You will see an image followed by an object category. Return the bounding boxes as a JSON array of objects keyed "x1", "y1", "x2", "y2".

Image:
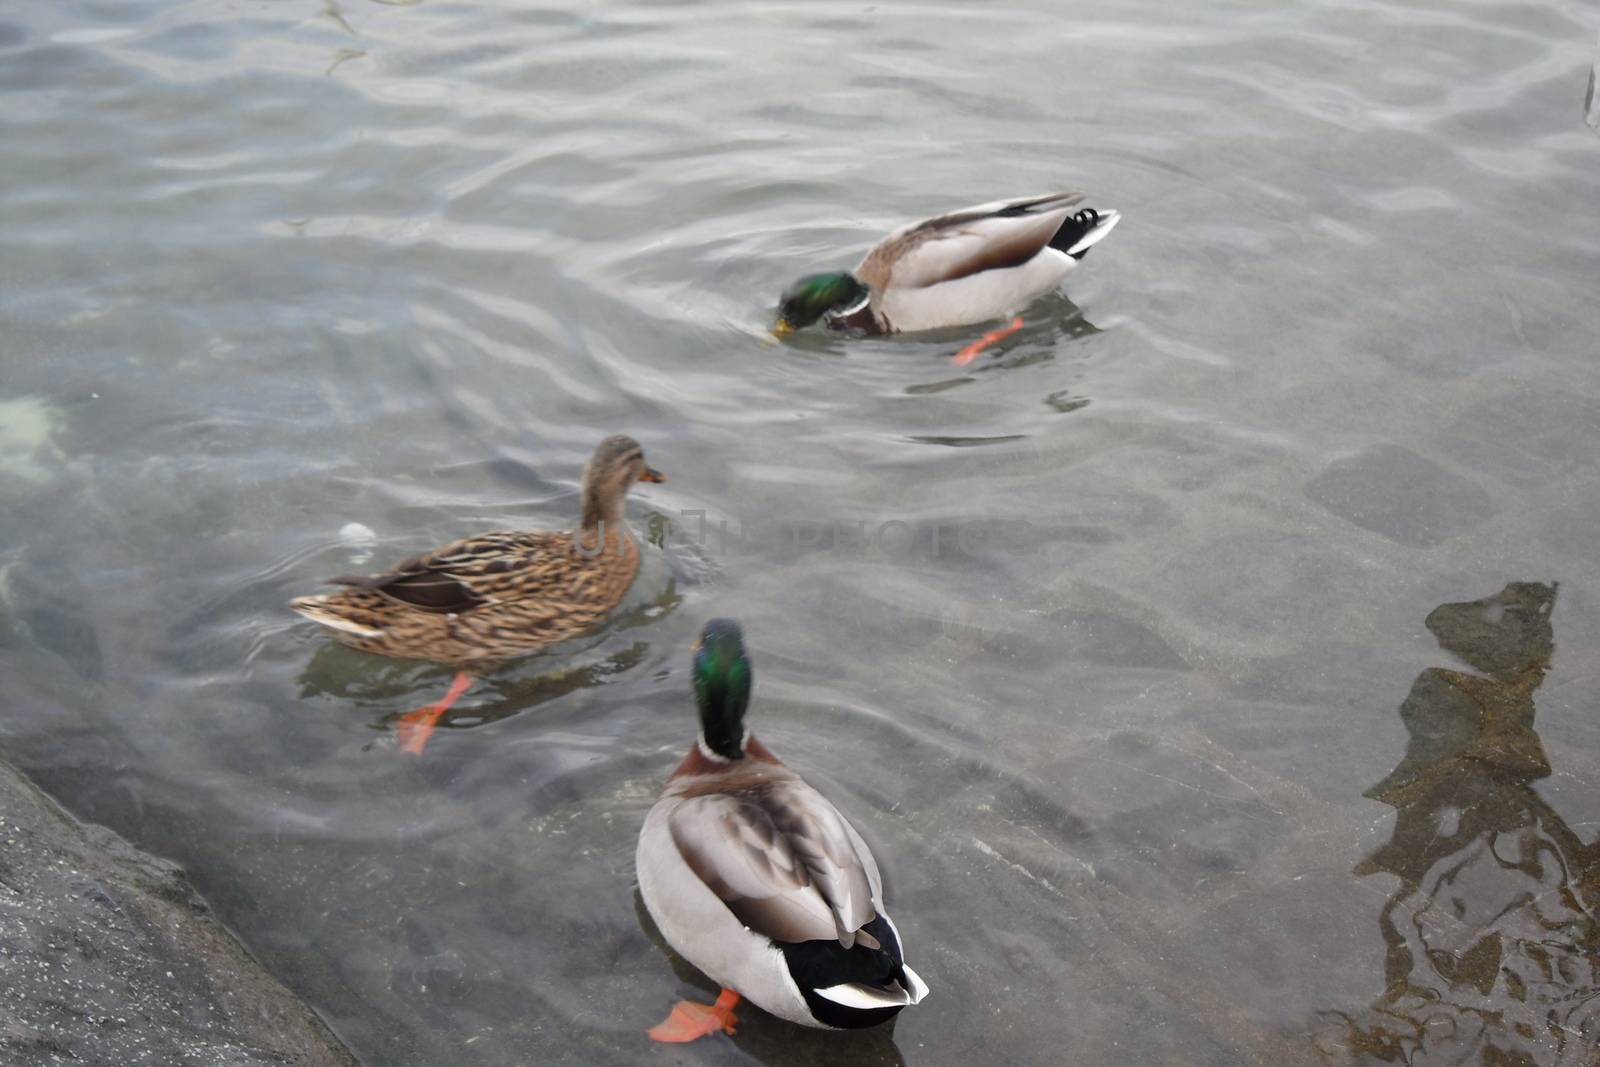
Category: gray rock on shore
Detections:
[{"x1": 0, "y1": 758, "x2": 359, "y2": 1067}]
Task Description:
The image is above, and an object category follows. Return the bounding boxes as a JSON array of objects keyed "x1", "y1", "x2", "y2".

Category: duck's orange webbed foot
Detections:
[
  {"x1": 647, "y1": 988, "x2": 740, "y2": 1042},
  {"x1": 952, "y1": 316, "x2": 1024, "y2": 366},
  {"x1": 395, "y1": 671, "x2": 473, "y2": 756}
]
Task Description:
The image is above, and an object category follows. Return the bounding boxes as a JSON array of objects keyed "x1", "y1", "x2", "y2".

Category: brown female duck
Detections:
[{"x1": 290, "y1": 433, "x2": 665, "y2": 752}]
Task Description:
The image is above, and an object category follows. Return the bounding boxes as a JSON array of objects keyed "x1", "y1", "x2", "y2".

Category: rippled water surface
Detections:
[{"x1": 4, "y1": 1, "x2": 1600, "y2": 1064}]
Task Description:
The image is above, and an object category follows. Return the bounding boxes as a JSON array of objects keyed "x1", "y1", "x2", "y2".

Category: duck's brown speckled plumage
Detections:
[{"x1": 289, "y1": 434, "x2": 663, "y2": 666}]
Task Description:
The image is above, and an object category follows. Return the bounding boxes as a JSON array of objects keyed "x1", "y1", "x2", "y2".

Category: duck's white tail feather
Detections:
[
  {"x1": 289, "y1": 596, "x2": 383, "y2": 638},
  {"x1": 813, "y1": 981, "x2": 915, "y2": 1011},
  {"x1": 900, "y1": 964, "x2": 930, "y2": 1004}
]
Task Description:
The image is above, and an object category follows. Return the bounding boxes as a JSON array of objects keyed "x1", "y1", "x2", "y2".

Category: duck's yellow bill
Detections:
[
  {"x1": 640, "y1": 467, "x2": 667, "y2": 483},
  {"x1": 770, "y1": 319, "x2": 796, "y2": 339}
]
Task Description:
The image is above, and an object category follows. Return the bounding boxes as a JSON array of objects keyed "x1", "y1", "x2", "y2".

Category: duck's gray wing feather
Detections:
[
  {"x1": 668, "y1": 782, "x2": 879, "y2": 948},
  {"x1": 855, "y1": 192, "x2": 1085, "y2": 291}
]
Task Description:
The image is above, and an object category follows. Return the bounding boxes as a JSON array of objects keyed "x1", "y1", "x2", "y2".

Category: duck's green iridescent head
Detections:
[
  {"x1": 773, "y1": 272, "x2": 870, "y2": 337},
  {"x1": 693, "y1": 618, "x2": 752, "y2": 759}
]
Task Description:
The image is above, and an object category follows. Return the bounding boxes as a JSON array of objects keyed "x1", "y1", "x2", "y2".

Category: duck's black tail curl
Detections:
[
  {"x1": 781, "y1": 915, "x2": 925, "y2": 1029},
  {"x1": 1049, "y1": 207, "x2": 1121, "y2": 259}
]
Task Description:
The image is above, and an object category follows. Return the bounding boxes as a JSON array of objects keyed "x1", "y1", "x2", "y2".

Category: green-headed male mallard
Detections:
[
  {"x1": 289, "y1": 434, "x2": 664, "y2": 753},
  {"x1": 774, "y1": 192, "x2": 1119, "y2": 364},
  {"x1": 636, "y1": 619, "x2": 928, "y2": 1041}
]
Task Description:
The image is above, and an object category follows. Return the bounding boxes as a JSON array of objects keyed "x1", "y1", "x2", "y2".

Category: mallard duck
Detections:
[
  {"x1": 773, "y1": 192, "x2": 1119, "y2": 363},
  {"x1": 289, "y1": 434, "x2": 664, "y2": 753},
  {"x1": 636, "y1": 619, "x2": 928, "y2": 1041}
]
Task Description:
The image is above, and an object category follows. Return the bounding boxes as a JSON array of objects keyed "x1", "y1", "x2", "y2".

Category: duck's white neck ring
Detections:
[
  {"x1": 697, "y1": 731, "x2": 747, "y2": 763},
  {"x1": 836, "y1": 291, "x2": 871, "y2": 318}
]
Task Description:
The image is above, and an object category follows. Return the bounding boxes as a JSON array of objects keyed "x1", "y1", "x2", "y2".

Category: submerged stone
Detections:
[{"x1": 0, "y1": 758, "x2": 358, "y2": 1067}]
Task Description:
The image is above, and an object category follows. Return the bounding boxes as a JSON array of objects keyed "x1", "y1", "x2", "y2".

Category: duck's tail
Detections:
[
  {"x1": 1049, "y1": 207, "x2": 1121, "y2": 259},
  {"x1": 812, "y1": 964, "x2": 930, "y2": 1012},
  {"x1": 288, "y1": 594, "x2": 382, "y2": 639},
  {"x1": 781, "y1": 913, "x2": 929, "y2": 1029}
]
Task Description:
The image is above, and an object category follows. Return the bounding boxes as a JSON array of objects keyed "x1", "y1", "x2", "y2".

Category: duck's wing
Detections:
[
  {"x1": 855, "y1": 193, "x2": 1085, "y2": 291},
  {"x1": 327, "y1": 529, "x2": 569, "y2": 615},
  {"x1": 667, "y1": 780, "x2": 881, "y2": 948}
]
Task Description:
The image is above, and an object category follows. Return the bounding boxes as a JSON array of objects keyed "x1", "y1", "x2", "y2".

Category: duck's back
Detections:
[{"x1": 289, "y1": 526, "x2": 639, "y2": 664}]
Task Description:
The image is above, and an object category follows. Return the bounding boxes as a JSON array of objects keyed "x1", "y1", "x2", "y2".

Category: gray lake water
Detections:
[{"x1": 4, "y1": 1, "x2": 1599, "y2": 1064}]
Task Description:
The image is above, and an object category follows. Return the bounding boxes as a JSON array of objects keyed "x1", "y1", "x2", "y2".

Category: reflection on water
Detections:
[
  {"x1": 1043, "y1": 390, "x2": 1091, "y2": 414},
  {"x1": 295, "y1": 580, "x2": 683, "y2": 742},
  {"x1": 1321, "y1": 583, "x2": 1600, "y2": 1065},
  {"x1": 1587, "y1": 39, "x2": 1599, "y2": 131},
  {"x1": 297, "y1": 639, "x2": 649, "y2": 740}
]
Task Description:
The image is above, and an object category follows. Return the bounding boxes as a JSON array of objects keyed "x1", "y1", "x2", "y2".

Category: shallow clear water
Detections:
[{"x1": 3, "y1": 0, "x2": 1599, "y2": 1064}]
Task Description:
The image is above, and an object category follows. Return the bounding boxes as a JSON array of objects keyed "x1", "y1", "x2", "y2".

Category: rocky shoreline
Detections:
[{"x1": 0, "y1": 757, "x2": 359, "y2": 1067}]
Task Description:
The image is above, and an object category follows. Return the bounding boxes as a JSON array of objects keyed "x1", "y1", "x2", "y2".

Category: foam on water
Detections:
[{"x1": 0, "y1": 396, "x2": 65, "y2": 483}]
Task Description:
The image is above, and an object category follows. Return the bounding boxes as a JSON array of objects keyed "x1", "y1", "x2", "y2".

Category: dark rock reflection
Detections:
[{"x1": 1320, "y1": 582, "x2": 1599, "y2": 1064}]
